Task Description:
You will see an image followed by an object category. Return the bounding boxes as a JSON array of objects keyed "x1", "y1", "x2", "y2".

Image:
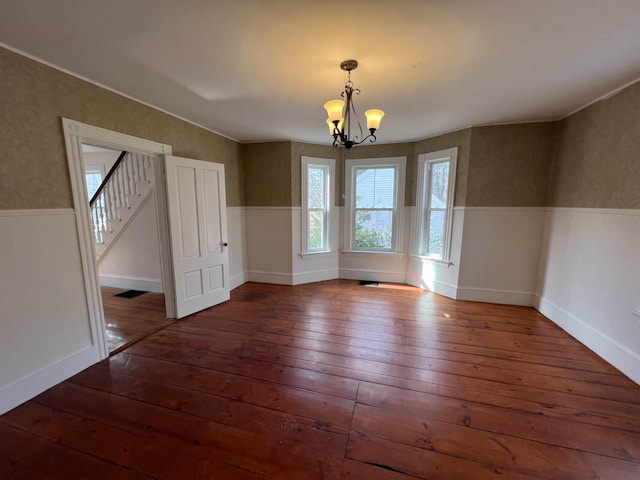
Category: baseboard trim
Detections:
[
  {"x1": 0, "y1": 345, "x2": 99, "y2": 416},
  {"x1": 292, "y1": 268, "x2": 339, "y2": 285},
  {"x1": 456, "y1": 286, "x2": 535, "y2": 306},
  {"x1": 247, "y1": 270, "x2": 294, "y2": 285},
  {"x1": 405, "y1": 273, "x2": 458, "y2": 299},
  {"x1": 339, "y1": 268, "x2": 407, "y2": 284},
  {"x1": 535, "y1": 295, "x2": 640, "y2": 385},
  {"x1": 99, "y1": 274, "x2": 163, "y2": 293},
  {"x1": 230, "y1": 271, "x2": 249, "y2": 290}
]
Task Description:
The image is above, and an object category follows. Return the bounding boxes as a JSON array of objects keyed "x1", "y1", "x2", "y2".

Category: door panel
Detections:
[{"x1": 165, "y1": 155, "x2": 230, "y2": 318}]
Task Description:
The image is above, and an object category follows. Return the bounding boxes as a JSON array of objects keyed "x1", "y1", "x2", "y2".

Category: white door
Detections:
[{"x1": 164, "y1": 155, "x2": 230, "y2": 318}]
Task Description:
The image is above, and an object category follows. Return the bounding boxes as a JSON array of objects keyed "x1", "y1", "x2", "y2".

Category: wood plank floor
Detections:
[
  {"x1": 2, "y1": 280, "x2": 639, "y2": 479},
  {"x1": 101, "y1": 286, "x2": 172, "y2": 353}
]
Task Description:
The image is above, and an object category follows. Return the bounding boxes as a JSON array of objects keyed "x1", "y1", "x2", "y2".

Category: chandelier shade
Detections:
[
  {"x1": 365, "y1": 109, "x2": 385, "y2": 131},
  {"x1": 323, "y1": 60, "x2": 383, "y2": 149}
]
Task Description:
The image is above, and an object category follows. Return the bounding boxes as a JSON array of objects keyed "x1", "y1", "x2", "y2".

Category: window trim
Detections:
[
  {"x1": 301, "y1": 156, "x2": 335, "y2": 255},
  {"x1": 413, "y1": 147, "x2": 458, "y2": 261},
  {"x1": 344, "y1": 156, "x2": 406, "y2": 253}
]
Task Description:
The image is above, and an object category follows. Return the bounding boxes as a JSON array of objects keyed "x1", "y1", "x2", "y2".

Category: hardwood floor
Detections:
[
  {"x1": 1, "y1": 280, "x2": 639, "y2": 479},
  {"x1": 101, "y1": 286, "x2": 172, "y2": 353}
]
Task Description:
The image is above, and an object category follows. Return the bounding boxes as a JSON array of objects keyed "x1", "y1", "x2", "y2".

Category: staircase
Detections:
[{"x1": 89, "y1": 151, "x2": 156, "y2": 261}]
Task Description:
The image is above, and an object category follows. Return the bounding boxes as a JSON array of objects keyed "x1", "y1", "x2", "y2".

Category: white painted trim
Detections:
[
  {"x1": 535, "y1": 295, "x2": 640, "y2": 385},
  {"x1": 230, "y1": 272, "x2": 249, "y2": 290},
  {"x1": 0, "y1": 346, "x2": 98, "y2": 416},
  {"x1": 62, "y1": 118, "x2": 175, "y2": 360},
  {"x1": 414, "y1": 147, "x2": 458, "y2": 261},
  {"x1": 339, "y1": 268, "x2": 408, "y2": 284},
  {"x1": 544, "y1": 207, "x2": 640, "y2": 216},
  {"x1": 248, "y1": 270, "x2": 294, "y2": 285},
  {"x1": 98, "y1": 274, "x2": 163, "y2": 293},
  {"x1": 340, "y1": 250, "x2": 407, "y2": 258},
  {"x1": 298, "y1": 250, "x2": 338, "y2": 259},
  {"x1": 456, "y1": 286, "x2": 535, "y2": 306},
  {"x1": 561, "y1": 75, "x2": 640, "y2": 119},
  {"x1": 344, "y1": 156, "x2": 407, "y2": 253},
  {"x1": 301, "y1": 156, "x2": 336, "y2": 255},
  {"x1": 152, "y1": 157, "x2": 176, "y2": 319},
  {"x1": 244, "y1": 206, "x2": 295, "y2": 212},
  {"x1": 405, "y1": 273, "x2": 459, "y2": 299},
  {"x1": 0, "y1": 208, "x2": 75, "y2": 217},
  {"x1": 409, "y1": 255, "x2": 454, "y2": 267},
  {"x1": 292, "y1": 268, "x2": 339, "y2": 285},
  {"x1": 63, "y1": 118, "x2": 172, "y2": 155},
  {"x1": 459, "y1": 206, "x2": 546, "y2": 212}
]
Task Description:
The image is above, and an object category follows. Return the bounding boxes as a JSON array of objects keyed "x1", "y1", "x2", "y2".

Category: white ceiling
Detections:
[{"x1": 2, "y1": 0, "x2": 640, "y2": 145}]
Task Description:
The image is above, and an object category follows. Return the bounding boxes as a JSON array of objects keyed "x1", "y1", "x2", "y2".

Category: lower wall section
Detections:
[
  {"x1": 227, "y1": 207, "x2": 248, "y2": 290},
  {"x1": 0, "y1": 209, "x2": 100, "y2": 415},
  {"x1": 536, "y1": 208, "x2": 640, "y2": 384},
  {"x1": 457, "y1": 207, "x2": 544, "y2": 306},
  {"x1": 245, "y1": 207, "x2": 293, "y2": 283}
]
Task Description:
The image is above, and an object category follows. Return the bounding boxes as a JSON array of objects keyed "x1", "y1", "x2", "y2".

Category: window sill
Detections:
[
  {"x1": 298, "y1": 250, "x2": 337, "y2": 259},
  {"x1": 341, "y1": 250, "x2": 405, "y2": 258},
  {"x1": 410, "y1": 254, "x2": 454, "y2": 267}
]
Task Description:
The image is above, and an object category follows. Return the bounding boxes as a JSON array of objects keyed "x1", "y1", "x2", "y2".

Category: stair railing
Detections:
[{"x1": 89, "y1": 151, "x2": 153, "y2": 243}]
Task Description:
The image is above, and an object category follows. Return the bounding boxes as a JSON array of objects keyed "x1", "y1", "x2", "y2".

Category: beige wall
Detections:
[
  {"x1": 466, "y1": 123, "x2": 556, "y2": 207},
  {"x1": 242, "y1": 141, "x2": 293, "y2": 207},
  {"x1": 0, "y1": 47, "x2": 243, "y2": 209},
  {"x1": 548, "y1": 82, "x2": 640, "y2": 208},
  {"x1": 4, "y1": 44, "x2": 637, "y2": 212}
]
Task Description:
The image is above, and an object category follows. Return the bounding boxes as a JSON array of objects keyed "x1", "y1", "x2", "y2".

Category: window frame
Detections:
[
  {"x1": 301, "y1": 156, "x2": 335, "y2": 255},
  {"x1": 414, "y1": 147, "x2": 458, "y2": 261},
  {"x1": 344, "y1": 156, "x2": 406, "y2": 253}
]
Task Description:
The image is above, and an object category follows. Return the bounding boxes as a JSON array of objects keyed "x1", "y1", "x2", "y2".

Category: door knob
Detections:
[{"x1": 223, "y1": 242, "x2": 228, "y2": 246}]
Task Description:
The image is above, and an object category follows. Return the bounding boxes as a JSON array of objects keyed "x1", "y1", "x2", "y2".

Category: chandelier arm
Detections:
[
  {"x1": 348, "y1": 92, "x2": 365, "y2": 143},
  {"x1": 325, "y1": 59, "x2": 381, "y2": 149}
]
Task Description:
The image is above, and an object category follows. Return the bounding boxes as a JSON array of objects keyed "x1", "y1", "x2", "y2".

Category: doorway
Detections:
[
  {"x1": 63, "y1": 118, "x2": 176, "y2": 360},
  {"x1": 63, "y1": 118, "x2": 231, "y2": 361},
  {"x1": 80, "y1": 144, "x2": 172, "y2": 353}
]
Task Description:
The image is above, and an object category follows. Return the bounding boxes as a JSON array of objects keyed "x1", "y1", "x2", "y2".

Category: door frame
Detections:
[{"x1": 62, "y1": 118, "x2": 176, "y2": 360}]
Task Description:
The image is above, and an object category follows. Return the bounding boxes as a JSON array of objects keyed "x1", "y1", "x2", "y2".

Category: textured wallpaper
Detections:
[
  {"x1": 414, "y1": 129, "x2": 472, "y2": 207},
  {"x1": 5, "y1": 45, "x2": 636, "y2": 212},
  {"x1": 466, "y1": 123, "x2": 557, "y2": 207},
  {"x1": 549, "y1": 81, "x2": 640, "y2": 209},
  {"x1": 0, "y1": 47, "x2": 243, "y2": 209},
  {"x1": 242, "y1": 142, "x2": 293, "y2": 206},
  {"x1": 291, "y1": 142, "x2": 340, "y2": 207}
]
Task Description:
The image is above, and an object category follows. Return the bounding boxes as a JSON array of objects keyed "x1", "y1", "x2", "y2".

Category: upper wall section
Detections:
[
  {"x1": 242, "y1": 142, "x2": 293, "y2": 207},
  {"x1": 414, "y1": 129, "x2": 472, "y2": 207},
  {"x1": 0, "y1": 47, "x2": 242, "y2": 209},
  {"x1": 466, "y1": 123, "x2": 556, "y2": 207},
  {"x1": 548, "y1": 81, "x2": 640, "y2": 209},
  {"x1": 344, "y1": 142, "x2": 415, "y2": 207},
  {"x1": 291, "y1": 142, "x2": 340, "y2": 207}
]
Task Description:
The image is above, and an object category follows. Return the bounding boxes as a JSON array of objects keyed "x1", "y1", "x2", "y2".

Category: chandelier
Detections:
[{"x1": 324, "y1": 60, "x2": 384, "y2": 149}]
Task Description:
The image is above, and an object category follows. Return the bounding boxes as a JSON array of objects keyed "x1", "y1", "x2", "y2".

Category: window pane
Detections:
[
  {"x1": 355, "y1": 167, "x2": 395, "y2": 208},
  {"x1": 308, "y1": 167, "x2": 325, "y2": 209},
  {"x1": 426, "y1": 209, "x2": 445, "y2": 256},
  {"x1": 85, "y1": 172, "x2": 103, "y2": 199},
  {"x1": 355, "y1": 209, "x2": 392, "y2": 250},
  {"x1": 308, "y1": 210, "x2": 325, "y2": 251},
  {"x1": 430, "y1": 162, "x2": 449, "y2": 207}
]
